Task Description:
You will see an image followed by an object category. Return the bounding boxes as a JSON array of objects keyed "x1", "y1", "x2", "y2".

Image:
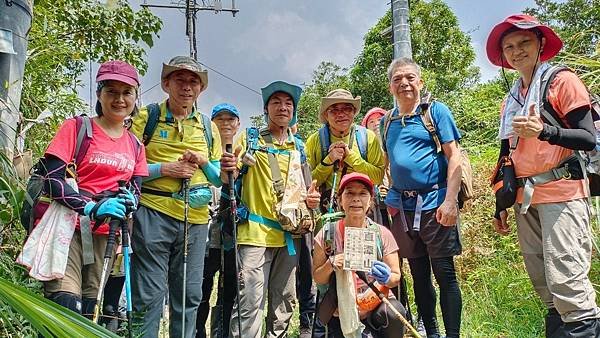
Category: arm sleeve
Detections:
[
  {"x1": 44, "y1": 155, "x2": 91, "y2": 215},
  {"x1": 538, "y1": 106, "x2": 596, "y2": 151},
  {"x1": 343, "y1": 130, "x2": 385, "y2": 184},
  {"x1": 202, "y1": 160, "x2": 222, "y2": 187}
]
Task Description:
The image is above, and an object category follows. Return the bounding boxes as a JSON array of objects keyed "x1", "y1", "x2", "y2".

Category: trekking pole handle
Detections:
[{"x1": 355, "y1": 271, "x2": 421, "y2": 338}]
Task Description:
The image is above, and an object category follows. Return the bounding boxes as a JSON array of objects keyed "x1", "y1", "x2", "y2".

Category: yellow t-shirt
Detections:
[
  {"x1": 235, "y1": 129, "x2": 300, "y2": 247},
  {"x1": 305, "y1": 125, "x2": 385, "y2": 190},
  {"x1": 130, "y1": 100, "x2": 222, "y2": 224}
]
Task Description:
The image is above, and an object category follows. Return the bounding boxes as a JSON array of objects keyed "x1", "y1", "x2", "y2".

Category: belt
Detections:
[
  {"x1": 394, "y1": 182, "x2": 447, "y2": 232},
  {"x1": 141, "y1": 187, "x2": 173, "y2": 198}
]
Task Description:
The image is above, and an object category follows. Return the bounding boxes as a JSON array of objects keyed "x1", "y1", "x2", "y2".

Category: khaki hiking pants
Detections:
[
  {"x1": 229, "y1": 240, "x2": 300, "y2": 338},
  {"x1": 515, "y1": 198, "x2": 600, "y2": 322}
]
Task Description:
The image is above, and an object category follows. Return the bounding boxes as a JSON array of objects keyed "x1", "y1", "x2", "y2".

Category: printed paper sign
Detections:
[{"x1": 343, "y1": 227, "x2": 377, "y2": 272}]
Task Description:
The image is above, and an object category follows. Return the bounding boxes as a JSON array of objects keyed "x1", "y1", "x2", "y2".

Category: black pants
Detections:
[
  {"x1": 296, "y1": 233, "x2": 316, "y2": 327},
  {"x1": 196, "y1": 247, "x2": 236, "y2": 338},
  {"x1": 312, "y1": 298, "x2": 406, "y2": 338},
  {"x1": 408, "y1": 255, "x2": 461, "y2": 338}
]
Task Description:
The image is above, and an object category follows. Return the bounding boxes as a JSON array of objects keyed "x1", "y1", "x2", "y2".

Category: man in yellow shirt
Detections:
[
  {"x1": 129, "y1": 56, "x2": 222, "y2": 338},
  {"x1": 220, "y1": 81, "x2": 320, "y2": 338},
  {"x1": 305, "y1": 89, "x2": 385, "y2": 213}
]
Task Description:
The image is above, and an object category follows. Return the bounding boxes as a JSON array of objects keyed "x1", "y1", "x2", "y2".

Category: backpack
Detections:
[
  {"x1": 318, "y1": 124, "x2": 368, "y2": 162},
  {"x1": 142, "y1": 103, "x2": 213, "y2": 158},
  {"x1": 20, "y1": 116, "x2": 142, "y2": 232},
  {"x1": 538, "y1": 65, "x2": 600, "y2": 196},
  {"x1": 381, "y1": 96, "x2": 474, "y2": 207}
]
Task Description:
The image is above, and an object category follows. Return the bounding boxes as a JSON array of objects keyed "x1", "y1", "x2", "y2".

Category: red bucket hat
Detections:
[
  {"x1": 486, "y1": 14, "x2": 563, "y2": 69},
  {"x1": 361, "y1": 107, "x2": 387, "y2": 128},
  {"x1": 338, "y1": 172, "x2": 374, "y2": 196},
  {"x1": 96, "y1": 60, "x2": 140, "y2": 87}
]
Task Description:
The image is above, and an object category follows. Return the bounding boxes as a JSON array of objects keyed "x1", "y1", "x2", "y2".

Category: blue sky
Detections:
[{"x1": 81, "y1": 1, "x2": 537, "y2": 127}]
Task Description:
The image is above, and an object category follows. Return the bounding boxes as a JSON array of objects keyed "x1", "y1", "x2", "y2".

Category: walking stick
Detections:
[
  {"x1": 355, "y1": 271, "x2": 421, "y2": 338},
  {"x1": 93, "y1": 217, "x2": 120, "y2": 323},
  {"x1": 328, "y1": 161, "x2": 341, "y2": 213},
  {"x1": 226, "y1": 143, "x2": 243, "y2": 336},
  {"x1": 181, "y1": 178, "x2": 191, "y2": 338},
  {"x1": 119, "y1": 181, "x2": 134, "y2": 338}
]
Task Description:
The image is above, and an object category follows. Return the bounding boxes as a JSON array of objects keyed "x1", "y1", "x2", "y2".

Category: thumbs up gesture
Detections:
[
  {"x1": 306, "y1": 179, "x2": 321, "y2": 210},
  {"x1": 512, "y1": 104, "x2": 543, "y2": 139}
]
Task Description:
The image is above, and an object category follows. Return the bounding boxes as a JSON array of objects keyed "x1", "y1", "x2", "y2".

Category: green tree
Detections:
[
  {"x1": 297, "y1": 62, "x2": 350, "y2": 139},
  {"x1": 350, "y1": 0, "x2": 479, "y2": 118},
  {"x1": 526, "y1": 0, "x2": 600, "y2": 56},
  {"x1": 21, "y1": 0, "x2": 162, "y2": 154}
]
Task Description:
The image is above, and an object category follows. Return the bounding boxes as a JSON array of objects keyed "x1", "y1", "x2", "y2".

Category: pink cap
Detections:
[
  {"x1": 338, "y1": 172, "x2": 374, "y2": 196},
  {"x1": 96, "y1": 60, "x2": 140, "y2": 87},
  {"x1": 361, "y1": 107, "x2": 387, "y2": 127}
]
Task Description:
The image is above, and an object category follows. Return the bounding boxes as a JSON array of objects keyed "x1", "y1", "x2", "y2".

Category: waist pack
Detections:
[{"x1": 490, "y1": 155, "x2": 518, "y2": 211}]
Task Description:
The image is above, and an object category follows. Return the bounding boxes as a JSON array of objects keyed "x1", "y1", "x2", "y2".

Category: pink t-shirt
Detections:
[
  {"x1": 505, "y1": 71, "x2": 591, "y2": 204},
  {"x1": 45, "y1": 118, "x2": 148, "y2": 234},
  {"x1": 314, "y1": 219, "x2": 399, "y2": 317}
]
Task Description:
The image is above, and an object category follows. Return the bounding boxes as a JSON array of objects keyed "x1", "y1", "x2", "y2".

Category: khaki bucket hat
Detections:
[
  {"x1": 319, "y1": 89, "x2": 361, "y2": 123},
  {"x1": 161, "y1": 56, "x2": 208, "y2": 92}
]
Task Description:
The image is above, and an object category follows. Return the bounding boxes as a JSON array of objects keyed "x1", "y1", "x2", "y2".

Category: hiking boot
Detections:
[
  {"x1": 558, "y1": 318, "x2": 600, "y2": 338},
  {"x1": 416, "y1": 317, "x2": 427, "y2": 337},
  {"x1": 545, "y1": 307, "x2": 563, "y2": 338},
  {"x1": 299, "y1": 323, "x2": 312, "y2": 338}
]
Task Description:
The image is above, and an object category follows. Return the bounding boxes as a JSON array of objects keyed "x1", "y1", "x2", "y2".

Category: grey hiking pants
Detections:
[
  {"x1": 131, "y1": 205, "x2": 208, "y2": 338},
  {"x1": 515, "y1": 199, "x2": 600, "y2": 322},
  {"x1": 229, "y1": 241, "x2": 300, "y2": 338}
]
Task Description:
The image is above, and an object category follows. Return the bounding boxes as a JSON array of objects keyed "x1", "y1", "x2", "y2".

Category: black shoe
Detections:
[
  {"x1": 299, "y1": 323, "x2": 312, "y2": 338},
  {"x1": 559, "y1": 318, "x2": 600, "y2": 338}
]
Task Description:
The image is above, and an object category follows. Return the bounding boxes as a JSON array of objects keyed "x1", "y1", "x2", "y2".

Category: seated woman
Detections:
[{"x1": 313, "y1": 172, "x2": 405, "y2": 338}]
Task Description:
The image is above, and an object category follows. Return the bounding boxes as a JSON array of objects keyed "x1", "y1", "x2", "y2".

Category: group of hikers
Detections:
[{"x1": 19, "y1": 13, "x2": 600, "y2": 338}]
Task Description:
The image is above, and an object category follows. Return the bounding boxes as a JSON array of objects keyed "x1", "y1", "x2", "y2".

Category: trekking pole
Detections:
[
  {"x1": 118, "y1": 180, "x2": 134, "y2": 338},
  {"x1": 181, "y1": 178, "x2": 190, "y2": 338},
  {"x1": 328, "y1": 161, "x2": 342, "y2": 213},
  {"x1": 93, "y1": 217, "x2": 120, "y2": 323},
  {"x1": 226, "y1": 143, "x2": 243, "y2": 336},
  {"x1": 355, "y1": 271, "x2": 421, "y2": 338}
]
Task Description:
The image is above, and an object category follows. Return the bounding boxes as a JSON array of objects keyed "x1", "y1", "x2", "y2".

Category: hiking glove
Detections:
[
  {"x1": 118, "y1": 187, "x2": 137, "y2": 212},
  {"x1": 370, "y1": 260, "x2": 391, "y2": 285},
  {"x1": 84, "y1": 197, "x2": 127, "y2": 221}
]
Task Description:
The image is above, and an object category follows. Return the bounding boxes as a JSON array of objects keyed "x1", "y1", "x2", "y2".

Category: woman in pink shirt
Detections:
[{"x1": 41, "y1": 60, "x2": 148, "y2": 321}]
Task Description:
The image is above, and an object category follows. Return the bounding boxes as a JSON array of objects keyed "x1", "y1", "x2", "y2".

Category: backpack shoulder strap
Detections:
[
  {"x1": 142, "y1": 103, "x2": 161, "y2": 146},
  {"x1": 539, "y1": 65, "x2": 571, "y2": 128},
  {"x1": 201, "y1": 113, "x2": 213, "y2": 158},
  {"x1": 381, "y1": 110, "x2": 394, "y2": 153},
  {"x1": 355, "y1": 125, "x2": 368, "y2": 160},
  {"x1": 127, "y1": 131, "x2": 143, "y2": 161},
  {"x1": 74, "y1": 115, "x2": 93, "y2": 166},
  {"x1": 318, "y1": 125, "x2": 330, "y2": 162},
  {"x1": 420, "y1": 102, "x2": 442, "y2": 153}
]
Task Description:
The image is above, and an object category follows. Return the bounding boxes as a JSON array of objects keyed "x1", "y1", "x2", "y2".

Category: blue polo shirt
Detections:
[{"x1": 384, "y1": 101, "x2": 461, "y2": 211}]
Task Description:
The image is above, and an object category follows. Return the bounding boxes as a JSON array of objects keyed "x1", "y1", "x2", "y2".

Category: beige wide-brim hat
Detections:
[
  {"x1": 318, "y1": 89, "x2": 361, "y2": 123},
  {"x1": 161, "y1": 55, "x2": 208, "y2": 92}
]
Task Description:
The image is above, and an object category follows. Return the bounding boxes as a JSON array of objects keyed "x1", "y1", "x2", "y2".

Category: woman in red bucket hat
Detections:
[{"x1": 487, "y1": 14, "x2": 600, "y2": 337}]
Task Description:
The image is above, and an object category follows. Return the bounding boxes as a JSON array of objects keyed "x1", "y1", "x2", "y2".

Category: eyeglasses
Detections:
[{"x1": 327, "y1": 105, "x2": 355, "y2": 114}]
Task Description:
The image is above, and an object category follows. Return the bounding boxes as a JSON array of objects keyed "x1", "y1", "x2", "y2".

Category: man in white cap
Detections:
[{"x1": 129, "y1": 55, "x2": 222, "y2": 338}]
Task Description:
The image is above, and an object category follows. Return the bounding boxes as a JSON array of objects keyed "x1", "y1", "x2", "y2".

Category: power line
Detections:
[{"x1": 140, "y1": 60, "x2": 261, "y2": 98}]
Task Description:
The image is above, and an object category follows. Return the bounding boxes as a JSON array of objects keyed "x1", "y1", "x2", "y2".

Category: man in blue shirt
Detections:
[{"x1": 382, "y1": 57, "x2": 463, "y2": 338}]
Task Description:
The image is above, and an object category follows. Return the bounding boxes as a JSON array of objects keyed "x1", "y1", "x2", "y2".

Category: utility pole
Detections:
[
  {"x1": 0, "y1": 0, "x2": 33, "y2": 161},
  {"x1": 391, "y1": 0, "x2": 412, "y2": 59},
  {"x1": 141, "y1": 0, "x2": 239, "y2": 61}
]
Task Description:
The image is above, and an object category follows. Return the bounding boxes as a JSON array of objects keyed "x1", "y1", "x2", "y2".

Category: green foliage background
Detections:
[{"x1": 2, "y1": 0, "x2": 600, "y2": 337}]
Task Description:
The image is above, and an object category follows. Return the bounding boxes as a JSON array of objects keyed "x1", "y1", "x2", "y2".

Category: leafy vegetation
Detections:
[{"x1": 2, "y1": 0, "x2": 600, "y2": 336}]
